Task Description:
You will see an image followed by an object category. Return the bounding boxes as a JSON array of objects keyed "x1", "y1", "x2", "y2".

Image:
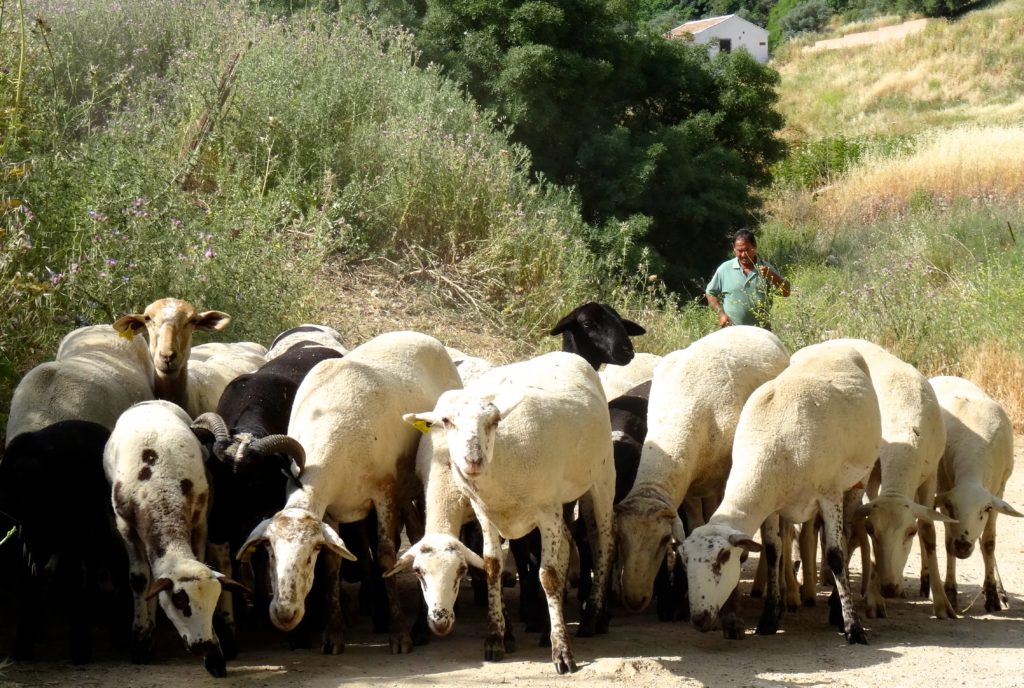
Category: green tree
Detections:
[{"x1": 417, "y1": 0, "x2": 786, "y2": 292}]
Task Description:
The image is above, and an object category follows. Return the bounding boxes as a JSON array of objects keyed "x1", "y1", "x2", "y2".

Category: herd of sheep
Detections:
[{"x1": 0, "y1": 297, "x2": 1019, "y2": 677}]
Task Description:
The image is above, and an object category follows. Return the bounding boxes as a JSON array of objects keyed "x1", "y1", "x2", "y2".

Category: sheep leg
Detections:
[
  {"x1": 118, "y1": 523, "x2": 158, "y2": 663},
  {"x1": 782, "y1": 519, "x2": 800, "y2": 612},
  {"x1": 943, "y1": 519, "x2": 959, "y2": 606},
  {"x1": 479, "y1": 518, "x2": 508, "y2": 662},
  {"x1": 916, "y1": 481, "x2": 955, "y2": 619},
  {"x1": 12, "y1": 538, "x2": 44, "y2": 661},
  {"x1": 982, "y1": 512, "x2": 1007, "y2": 612},
  {"x1": 577, "y1": 485, "x2": 614, "y2": 637},
  {"x1": 751, "y1": 548, "x2": 767, "y2": 599},
  {"x1": 819, "y1": 494, "x2": 866, "y2": 644},
  {"x1": 206, "y1": 540, "x2": 238, "y2": 660},
  {"x1": 756, "y1": 514, "x2": 783, "y2": 635},
  {"x1": 719, "y1": 586, "x2": 744, "y2": 639},
  {"x1": 320, "y1": 547, "x2": 346, "y2": 654},
  {"x1": 798, "y1": 516, "x2": 818, "y2": 606},
  {"x1": 538, "y1": 511, "x2": 576, "y2": 674},
  {"x1": 374, "y1": 491, "x2": 412, "y2": 654}
]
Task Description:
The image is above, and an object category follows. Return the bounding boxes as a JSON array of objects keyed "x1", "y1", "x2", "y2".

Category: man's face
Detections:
[{"x1": 734, "y1": 237, "x2": 757, "y2": 269}]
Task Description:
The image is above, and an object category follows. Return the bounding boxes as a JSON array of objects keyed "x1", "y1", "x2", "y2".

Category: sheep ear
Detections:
[
  {"x1": 214, "y1": 571, "x2": 253, "y2": 596},
  {"x1": 548, "y1": 310, "x2": 578, "y2": 336},
  {"x1": 910, "y1": 503, "x2": 956, "y2": 524},
  {"x1": 492, "y1": 389, "x2": 524, "y2": 420},
  {"x1": 671, "y1": 515, "x2": 687, "y2": 543},
  {"x1": 403, "y1": 412, "x2": 439, "y2": 434},
  {"x1": 622, "y1": 319, "x2": 646, "y2": 336},
  {"x1": 195, "y1": 310, "x2": 231, "y2": 332},
  {"x1": 384, "y1": 547, "x2": 418, "y2": 578},
  {"x1": 727, "y1": 533, "x2": 762, "y2": 553},
  {"x1": 320, "y1": 523, "x2": 357, "y2": 562},
  {"x1": 145, "y1": 577, "x2": 174, "y2": 600},
  {"x1": 237, "y1": 518, "x2": 272, "y2": 562},
  {"x1": 990, "y1": 496, "x2": 1024, "y2": 518},
  {"x1": 113, "y1": 314, "x2": 146, "y2": 336},
  {"x1": 458, "y1": 541, "x2": 486, "y2": 570}
]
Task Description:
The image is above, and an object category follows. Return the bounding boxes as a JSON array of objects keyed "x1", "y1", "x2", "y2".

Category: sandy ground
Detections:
[
  {"x1": 806, "y1": 18, "x2": 929, "y2": 52},
  {"x1": 2, "y1": 447, "x2": 1024, "y2": 688}
]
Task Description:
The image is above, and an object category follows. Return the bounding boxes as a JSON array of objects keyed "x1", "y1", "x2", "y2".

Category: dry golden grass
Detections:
[
  {"x1": 774, "y1": 0, "x2": 1024, "y2": 140},
  {"x1": 963, "y1": 340, "x2": 1024, "y2": 433},
  {"x1": 814, "y1": 125, "x2": 1024, "y2": 225}
]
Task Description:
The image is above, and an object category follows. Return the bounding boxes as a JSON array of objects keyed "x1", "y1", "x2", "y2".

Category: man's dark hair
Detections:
[{"x1": 732, "y1": 228, "x2": 757, "y2": 247}]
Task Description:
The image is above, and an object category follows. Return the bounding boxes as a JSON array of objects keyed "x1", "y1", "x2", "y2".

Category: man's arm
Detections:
[
  {"x1": 706, "y1": 292, "x2": 731, "y2": 328},
  {"x1": 757, "y1": 263, "x2": 791, "y2": 297}
]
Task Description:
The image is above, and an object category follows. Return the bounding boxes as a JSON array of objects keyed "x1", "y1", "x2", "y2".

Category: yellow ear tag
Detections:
[
  {"x1": 412, "y1": 419, "x2": 433, "y2": 434},
  {"x1": 117, "y1": 328, "x2": 136, "y2": 340}
]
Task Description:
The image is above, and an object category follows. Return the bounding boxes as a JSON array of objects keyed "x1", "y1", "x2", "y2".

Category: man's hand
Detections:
[{"x1": 718, "y1": 311, "x2": 731, "y2": 328}]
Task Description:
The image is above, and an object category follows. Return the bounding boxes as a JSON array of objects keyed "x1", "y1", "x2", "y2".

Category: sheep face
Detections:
[
  {"x1": 856, "y1": 496, "x2": 950, "y2": 597},
  {"x1": 407, "y1": 394, "x2": 507, "y2": 480},
  {"x1": 936, "y1": 485, "x2": 1023, "y2": 559},
  {"x1": 237, "y1": 507, "x2": 355, "y2": 632},
  {"x1": 383, "y1": 534, "x2": 485, "y2": 636},
  {"x1": 149, "y1": 559, "x2": 227, "y2": 673},
  {"x1": 681, "y1": 524, "x2": 759, "y2": 633},
  {"x1": 615, "y1": 492, "x2": 677, "y2": 612},
  {"x1": 113, "y1": 298, "x2": 230, "y2": 377},
  {"x1": 549, "y1": 302, "x2": 646, "y2": 369}
]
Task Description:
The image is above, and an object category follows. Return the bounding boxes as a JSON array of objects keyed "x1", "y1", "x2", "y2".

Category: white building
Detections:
[{"x1": 668, "y1": 15, "x2": 770, "y2": 64}]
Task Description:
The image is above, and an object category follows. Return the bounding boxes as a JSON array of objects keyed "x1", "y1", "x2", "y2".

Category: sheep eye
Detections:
[{"x1": 413, "y1": 567, "x2": 424, "y2": 578}]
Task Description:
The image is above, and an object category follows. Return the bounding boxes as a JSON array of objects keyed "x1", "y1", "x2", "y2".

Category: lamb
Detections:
[
  {"x1": 681, "y1": 341, "x2": 882, "y2": 644},
  {"x1": 616, "y1": 325, "x2": 790, "y2": 614},
  {"x1": 930, "y1": 375, "x2": 1023, "y2": 612},
  {"x1": 549, "y1": 301, "x2": 646, "y2": 370},
  {"x1": 104, "y1": 400, "x2": 249, "y2": 677},
  {"x1": 1, "y1": 324, "x2": 156, "y2": 663},
  {"x1": 827, "y1": 339, "x2": 955, "y2": 620},
  {"x1": 265, "y1": 323, "x2": 349, "y2": 360},
  {"x1": 113, "y1": 297, "x2": 263, "y2": 418},
  {"x1": 400, "y1": 351, "x2": 617, "y2": 674},
  {"x1": 236, "y1": 331, "x2": 462, "y2": 655}
]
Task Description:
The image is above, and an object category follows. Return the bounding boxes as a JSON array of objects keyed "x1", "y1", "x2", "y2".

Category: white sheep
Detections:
[
  {"x1": 6, "y1": 324, "x2": 155, "y2": 441},
  {"x1": 237, "y1": 331, "x2": 461, "y2": 655},
  {"x1": 930, "y1": 375, "x2": 1023, "y2": 612},
  {"x1": 682, "y1": 341, "x2": 882, "y2": 644},
  {"x1": 402, "y1": 351, "x2": 616, "y2": 675},
  {"x1": 599, "y1": 352, "x2": 661, "y2": 400},
  {"x1": 104, "y1": 400, "x2": 248, "y2": 677},
  {"x1": 826, "y1": 339, "x2": 955, "y2": 620},
  {"x1": 265, "y1": 324, "x2": 349, "y2": 360},
  {"x1": 616, "y1": 325, "x2": 789, "y2": 614},
  {"x1": 189, "y1": 341, "x2": 268, "y2": 362},
  {"x1": 113, "y1": 297, "x2": 264, "y2": 418},
  {"x1": 445, "y1": 347, "x2": 496, "y2": 386}
]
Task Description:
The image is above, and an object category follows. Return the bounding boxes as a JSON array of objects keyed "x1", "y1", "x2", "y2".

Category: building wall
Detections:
[{"x1": 693, "y1": 17, "x2": 769, "y2": 63}]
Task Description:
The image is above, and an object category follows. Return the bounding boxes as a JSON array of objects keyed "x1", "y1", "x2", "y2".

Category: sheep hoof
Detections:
[
  {"x1": 483, "y1": 634, "x2": 505, "y2": 662},
  {"x1": 944, "y1": 585, "x2": 958, "y2": 606},
  {"x1": 984, "y1": 583, "x2": 1007, "y2": 613},
  {"x1": 845, "y1": 624, "x2": 868, "y2": 645},
  {"x1": 129, "y1": 632, "x2": 155, "y2": 664},
  {"x1": 552, "y1": 647, "x2": 577, "y2": 675},
  {"x1": 389, "y1": 631, "x2": 413, "y2": 654}
]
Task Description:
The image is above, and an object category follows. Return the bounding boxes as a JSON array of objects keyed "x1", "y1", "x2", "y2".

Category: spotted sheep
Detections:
[
  {"x1": 930, "y1": 375, "x2": 1023, "y2": 612},
  {"x1": 104, "y1": 400, "x2": 249, "y2": 677},
  {"x1": 1, "y1": 324, "x2": 157, "y2": 664},
  {"x1": 237, "y1": 331, "x2": 462, "y2": 656},
  {"x1": 401, "y1": 351, "x2": 617, "y2": 675},
  {"x1": 681, "y1": 341, "x2": 881, "y2": 644},
  {"x1": 112, "y1": 297, "x2": 265, "y2": 419},
  {"x1": 615, "y1": 326, "x2": 790, "y2": 616}
]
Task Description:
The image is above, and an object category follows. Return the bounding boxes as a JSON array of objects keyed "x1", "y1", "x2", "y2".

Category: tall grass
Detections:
[{"x1": 0, "y1": 1, "x2": 649, "y2": 432}]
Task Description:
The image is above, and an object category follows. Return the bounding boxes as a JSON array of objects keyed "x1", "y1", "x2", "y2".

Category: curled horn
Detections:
[
  {"x1": 191, "y1": 412, "x2": 232, "y2": 462},
  {"x1": 249, "y1": 434, "x2": 306, "y2": 478}
]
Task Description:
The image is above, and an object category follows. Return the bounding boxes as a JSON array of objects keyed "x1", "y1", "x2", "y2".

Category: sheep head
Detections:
[
  {"x1": 681, "y1": 524, "x2": 761, "y2": 633},
  {"x1": 236, "y1": 507, "x2": 355, "y2": 632},
  {"x1": 383, "y1": 533, "x2": 484, "y2": 636},
  {"x1": 615, "y1": 488, "x2": 679, "y2": 612},
  {"x1": 549, "y1": 302, "x2": 646, "y2": 369},
  {"x1": 935, "y1": 485, "x2": 1022, "y2": 559},
  {"x1": 113, "y1": 298, "x2": 230, "y2": 378},
  {"x1": 853, "y1": 496, "x2": 953, "y2": 597}
]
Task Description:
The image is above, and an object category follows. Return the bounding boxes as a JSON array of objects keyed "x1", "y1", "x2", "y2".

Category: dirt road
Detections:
[{"x1": 2, "y1": 446, "x2": 1023, "y2": 688}]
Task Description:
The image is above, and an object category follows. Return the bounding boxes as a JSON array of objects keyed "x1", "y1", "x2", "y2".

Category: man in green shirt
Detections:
[{"x1": 706, "y1": 229, "x2": 790, "y2": 329}]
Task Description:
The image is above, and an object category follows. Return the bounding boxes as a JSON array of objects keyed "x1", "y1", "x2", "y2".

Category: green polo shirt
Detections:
[{"x1": 706, "y1": 258, "x2": 780, "y2": 327}]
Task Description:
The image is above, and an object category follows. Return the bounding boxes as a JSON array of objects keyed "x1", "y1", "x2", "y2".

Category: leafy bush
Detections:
[{"x1": 779, "y1": 0, "x2": 833, "y2": 39}]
